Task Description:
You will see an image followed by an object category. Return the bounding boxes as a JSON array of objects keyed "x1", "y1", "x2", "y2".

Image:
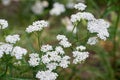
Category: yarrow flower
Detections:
[
  {"x1": 70, "y1": 12, "x2": 95, "y2": 23},
  {"x1": 70, "y1": 13, "x2": 81, "y2": 23},
  {"x1": 56, "y1": 34, "x2": 68, "y2": 41},
  {"x1": 59, "y1": 40, "x2": 72, "y2": 48},
  {"x1": 26, "y1": 20, "x2": 48, "y2": 33},
  {"x1": 46, "y1": 62, "x2": 58, "y2": 71},
  {"x1": 31, "y1": 0, "x2": 48, "y2": 15},
  {"x1": 5, "y1": 34, "x2": 20, "y2": 44},
  {"x1": 70, "y1": 2, "x2": 110, "y2": 44},
  {"x1": 41, "y1": 54, "x2": 51, "y2": 64},
  {"x1": 56, "y1": 34, "x2": 71, "y2": 48},
  {"x1": 36, "y1": 70, "x2": 58, "y2": 80},
  {"x1": 28, "y1": 53, "x2": 40, "y2": 67},
  {"x1": 74, "y1": 3, "x2": 87, "y2": 11},
  {"x1": 76, "y1": 45, "x2": 86, "y2": 51},
  {"x1": 0, "y1": 32, "x2": 27, "y2": 59},
  {"x1": 45, "y1": 51, "x2": 61, "y2": 62},
  {"x1": 55, "y1": 46, "x2": 65, "y2": 55},
  {"x1": 87, "y1": 19, "x2": 110, "y2": 40},
  {"x1": 59, "y1": 55, "x2": 70, "y2": 68},
  {"x1": 11, "y1": 46, "x2": 27, "y2": 60},
  {"x1": 80, "y1": 12, "x2": 95, "y2": 21},
  {"x1": 87, "y1": 37, "x2": 98, "y2": 45},
  {"x1": 50, "y1": 2, "x2": 65, "y2": 16},
  {"x1": 41, "y1": 45, "x2": 70, "y2": 71},
  {"x1": 0, "y1": 19, "x2": 8, "y2": 29},
  {"x1": 0, "y1": 2, "x2": 110, "y2": 80},
  {"x1": 41, "y1": 44, "x2": 53, "y2": 52},
  {"x1": 73, "y1": 45, "x2": 89, "y2": 64},
  {"x1": 73, "y1": 51, "x2": 89, "y2": 64},
  {"x1": 39, "y1": 35, "x2": 71, "y2": 71},
  {"x1": 0, "y1": 43, "x2": 13, "y2": 55}
]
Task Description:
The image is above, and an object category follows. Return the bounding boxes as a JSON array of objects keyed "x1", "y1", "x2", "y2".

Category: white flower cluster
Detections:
[
  {"x1": 0, "y1": 19, "x2": 8, "y2": 29},
  {"x1": 28, "y1": 53, "x2": 40, "y2": 67},
  {"x1": 41, "y1": 44, "x2": 53, "y2": 52},
  {"x1": 55, "y1": 46, "x2": 65, "y2": 55},
  {"x1": 0, "y1": 43, "x2": 13, "y2": 56},
  {"x1": 70, "y1": 3, "x2": 110, "y2": 44},
  {"x1": 87, "y1": 37, "x2": 98, "y2": 45},
  {"x1": 0, "y1": 43, "x2": 27, "y2": 60},
  {"x1": 1, "y1": 0, "x2": 11, "y2": 6},
  {"x1": 0, "y1": 21, "x2": 27, "y2": 60},
  {"x1": 70, "y1": 12, "x2": 95, "y2": 23},
  {"x1": 50, "y1": 2, "x2": 65, "y2": 16},
  {"x1": 26, "y1": 20, "x2": 48, "y2": 33},
  {"x1": 72, "y1": 45, "x2": 89, "y2": 64},
  {"x1": 31, "y1": 1, "x2": 48, "y2": 15},
  {"x1": 87, "y1": 19, "x2": 110, "y2": 40},
  {"x1": 74, "y1": 3, "x2": 86, "y2": 11},
  {"x1": 41, "y1": 45, "x2": 70, "y2": 69},
  {"x1": 0, "y1": 2, "x2": 109, "y2": 80},
  {"x1": 11, "y1": 46, "x2": 27, "y2": 60},
  {"x1": 57, "y1": 34, "x2": 72, "y2": 48},
  {"x1": 36, "y1": 70, "x2": 58, "y2": 80},
  {"x1": 76, "y1": 45, "x2": 86, "y2": 51},
  {"x1": 25, "y1": 30, "x2": 90, "y2": 80},
  {"x1": 5, "y1": 34, "x2": 20, "y2": 44},
  {"x1": 35, "y1": 43, "x2": 70, "y2": 80},
  {"x1": 59, "y1": 55, "x2": 70, "y2": 68},
  {"x1": 46, "y1": 62, "x2": 58, "y2": 71}
]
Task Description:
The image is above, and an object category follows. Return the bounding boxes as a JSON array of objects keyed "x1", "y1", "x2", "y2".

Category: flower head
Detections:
[
  {"x1": 36, "y1": 70, "x2": 58, "y2": 80},
  {"x1": 0, "y1": 43, "x2": 13, "y2": 54},
  {"x1": 31, "y1": 1, "x2": 48, "y2": 15},
  {"x1": 76, "y1": 45, "x2": 86, "y2": 51},
  {"x1": 87, "y1": 19, "x2": 110, "y2": 40},
  {"x1": 26, "y1": 20, "x2": 48, "y2": 33},
  {"x1": 50, "y1": 2, "x2": 65, "y2": 16},
  {"x1": 73, "y1": 51, "x2": 89, "y2": 64},
  {"x1": 87, "y1": 37, "x2": 98, "y2": 45},
  {"x1": 41, "y1": 44, "x2": 53, "y2": 52},
  {"x1": 0, "y1": 19, "x2": 8, "y2": 29},
  {"x1": 74, "y1": 3, "x2": 87, "y2": 11},
  {"x1": 28, "y1": 53, "x2": 40, "y2": 67},
  {"x1": 11, "y1": 46, "x2": 27, "y2": 60},
  {"x1": 56, "y1": 34, "x2": 71, "y2": 48},
  {"x1": 5, "y1": 34, "x2": 20, "y2": 44}
]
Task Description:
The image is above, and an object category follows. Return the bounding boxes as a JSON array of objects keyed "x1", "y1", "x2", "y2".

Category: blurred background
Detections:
[{"x1": 0, "y1": 0, "x2": 120, "y2": 80}]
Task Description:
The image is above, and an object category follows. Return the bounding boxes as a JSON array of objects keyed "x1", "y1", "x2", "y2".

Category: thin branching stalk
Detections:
[
  {"x1": 37, "y1": 32, "x2": 41, "y2": 50},
  {"x1": 113, "y1": 9, "x2": 120, "y2": 69}
]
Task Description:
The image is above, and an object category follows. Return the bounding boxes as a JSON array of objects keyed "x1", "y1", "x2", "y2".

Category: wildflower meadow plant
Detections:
[
  {"x1": 50, "y1": 2, "x2": 66, "y2": 16},
  {"x1": 0, "y1": 2, "x2": 110, "y2": 80},
  {"x1": 31, "y1": 0, "x2": 49, "y2": 15}
]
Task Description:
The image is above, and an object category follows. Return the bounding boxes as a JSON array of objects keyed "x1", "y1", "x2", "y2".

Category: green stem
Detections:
[
  {"x1": 37, "y1": 32, "x2": 41, "y2": 50},
  {"x1": 72, "y1": 22, "x2": 78, "y2": 34},
  {"x1": 68, "y1": 65, "x2": 79, "y2": 80},
  {"x1": 32, "y1": 67, "x2": 36, "y2": 79},
  {"x1": 0, "y1": 63, "x2": 8, "y2": 77},
  {"x1": 72, "y1": 25, "x2": 76, "y2": 33},
  {"x1": 112, "y1": 10, "x2": 120, "y2": 68},
  {"x1": 100, "y1": 0, "x2": 111, "y2": 18}
]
